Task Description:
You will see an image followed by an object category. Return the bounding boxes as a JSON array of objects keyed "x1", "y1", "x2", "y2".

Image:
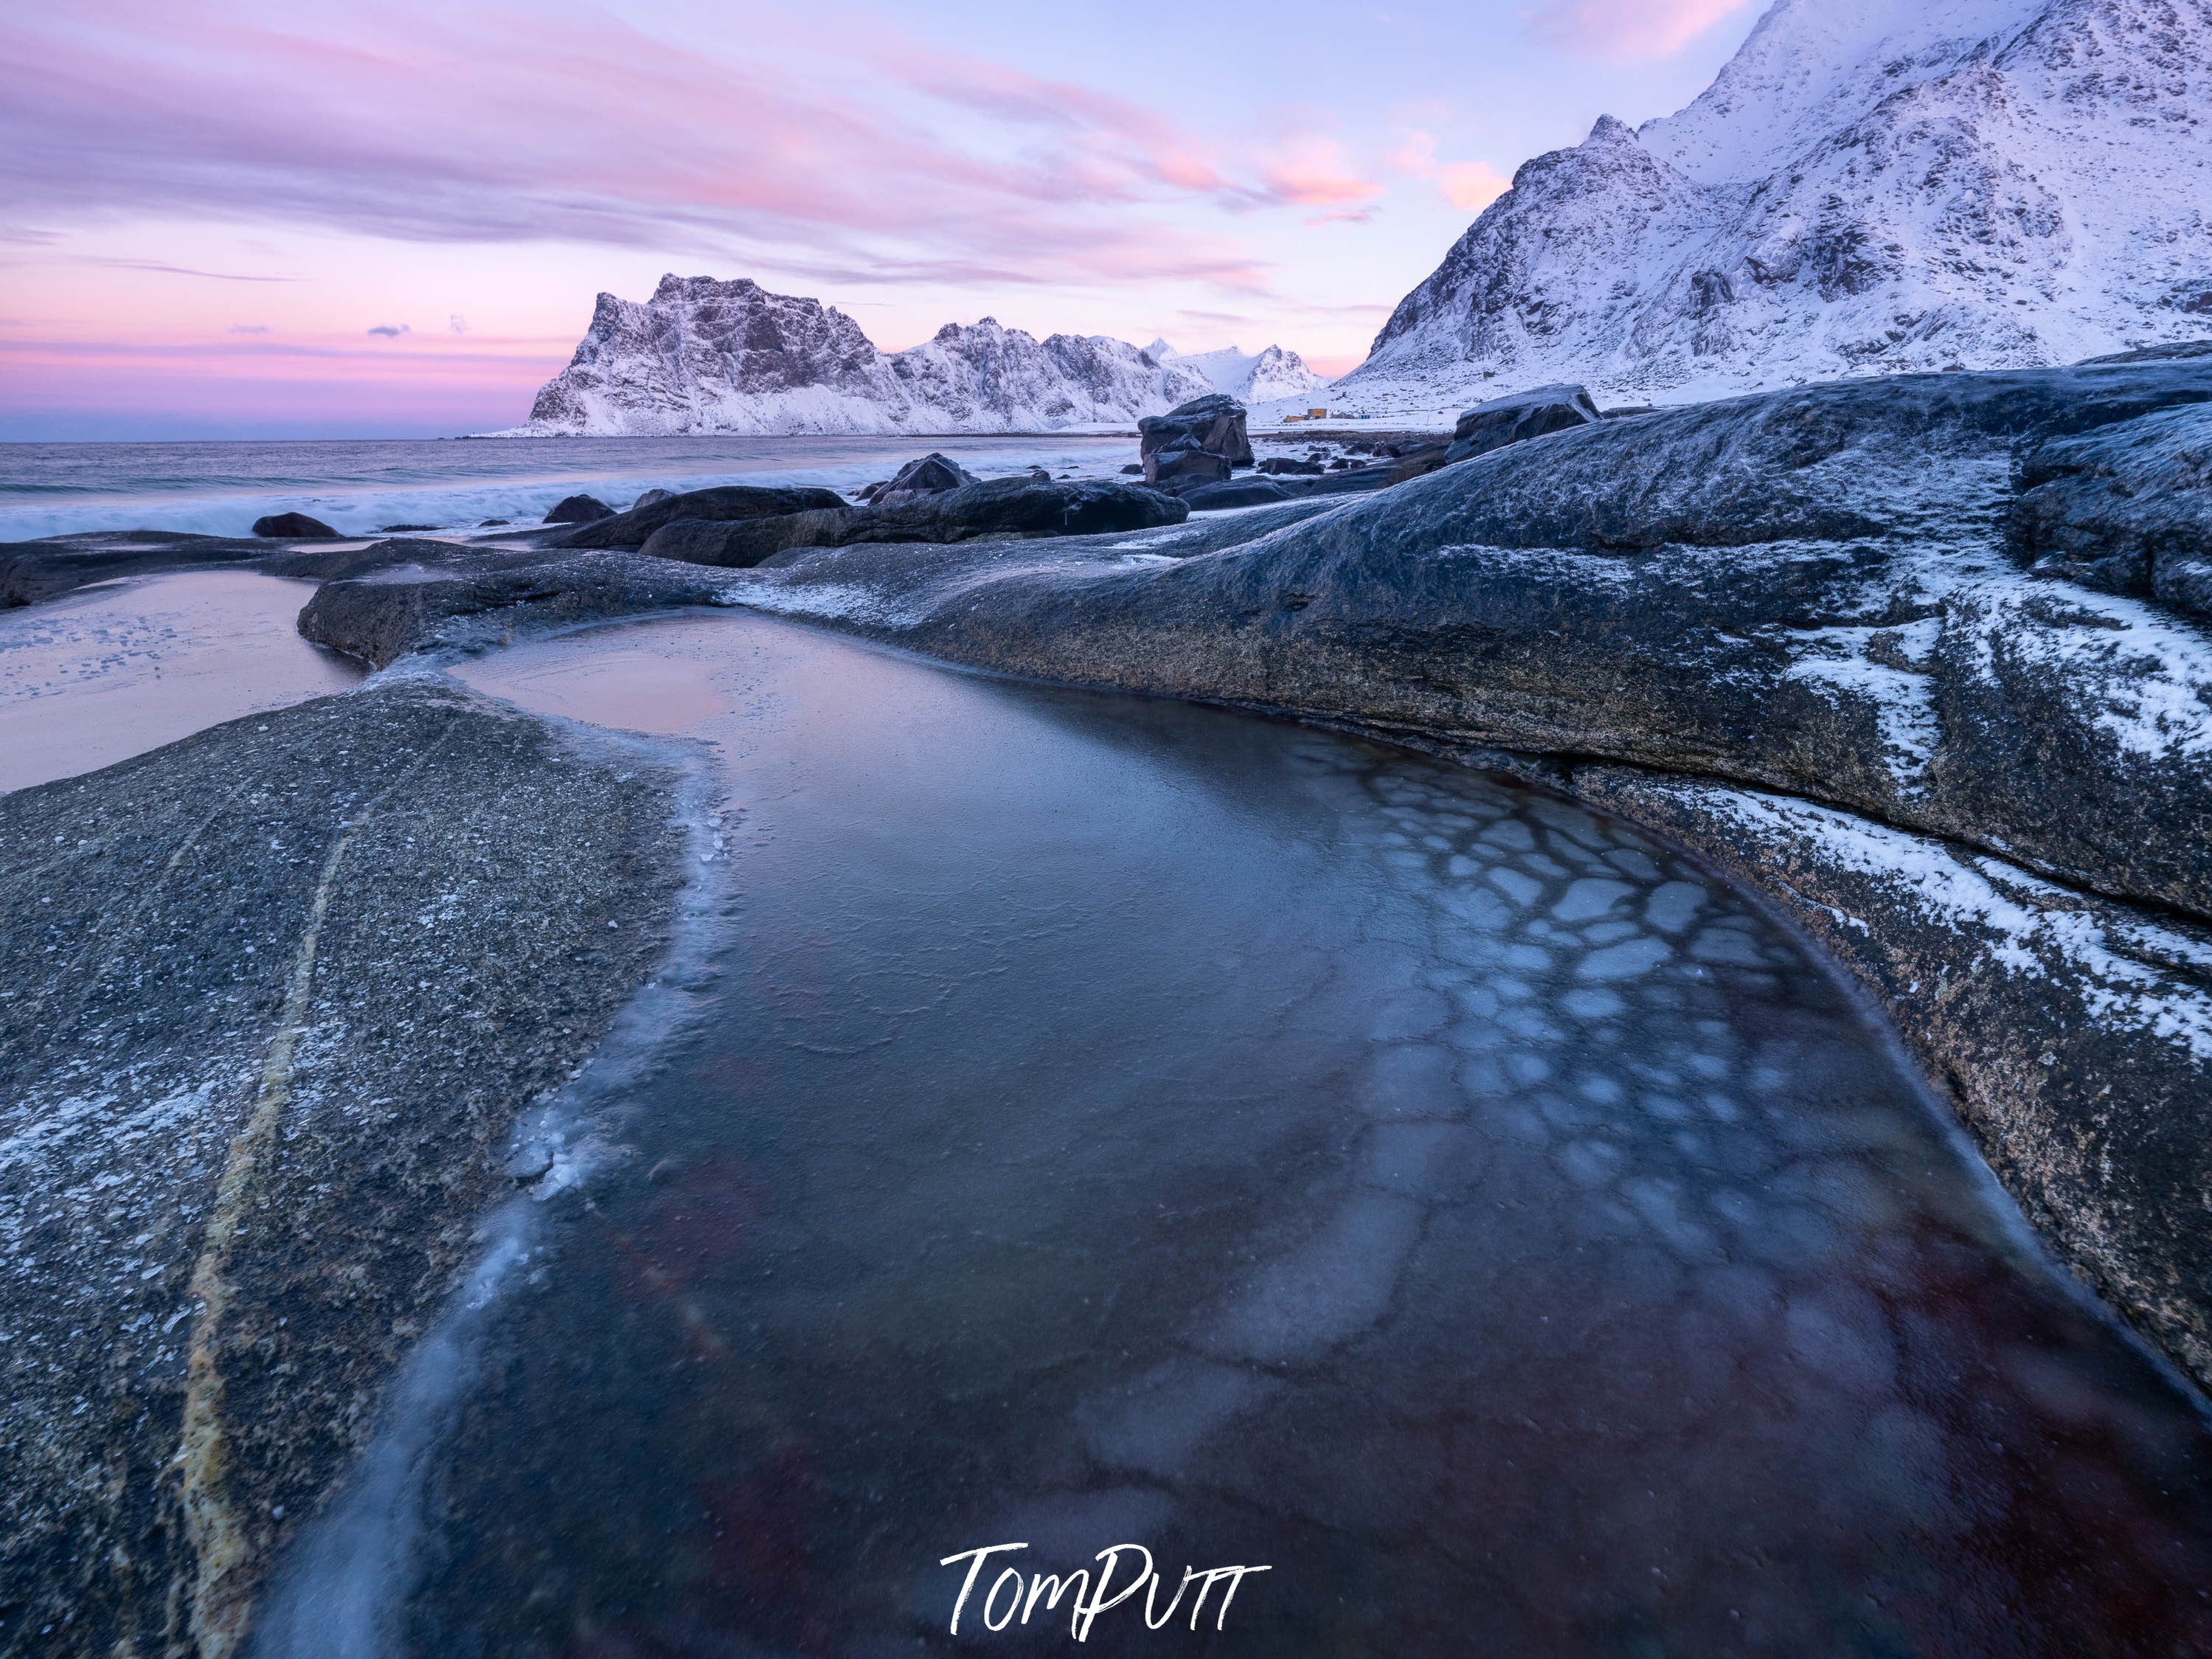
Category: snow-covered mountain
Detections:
[
  {"x1": 1143, "y1": 339, "x2": 1330, "y2": 404},
  {"x1": 516, "y1": 275, "x2": 1220, "y2": 435},
  {"x1": 1332, "y1": 0, "x2": 2212, "y2": 416}
]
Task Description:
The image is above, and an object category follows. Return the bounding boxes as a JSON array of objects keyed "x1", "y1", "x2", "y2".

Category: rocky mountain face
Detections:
[
  {"x1": 1333, "y1": 0, "x2": 2212, "y2": 414},
  {"x1": 1144, "y1": 340, "x2": 1329, "y2": 404},
  {"x1": 518, "y1": 275, "x2": 1225, "y2": 436}
]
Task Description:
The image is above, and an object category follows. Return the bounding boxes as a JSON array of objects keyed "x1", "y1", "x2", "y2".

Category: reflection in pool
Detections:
[
  {"x1": 0, "y1": 571, "x2": 363, "y2": 792},
  {"x1": 277, "y1": 611, "x2": 2212, "y2": 1656}
]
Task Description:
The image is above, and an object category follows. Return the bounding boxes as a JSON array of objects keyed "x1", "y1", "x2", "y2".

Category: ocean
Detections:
[{"x1": 0, "y1": 432, "x2": 1143, "y2": 542}]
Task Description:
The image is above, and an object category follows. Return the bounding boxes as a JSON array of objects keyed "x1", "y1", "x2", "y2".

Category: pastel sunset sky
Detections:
[{"x1": 1, "y1": 0, "x2": 1763, "y2": 439}]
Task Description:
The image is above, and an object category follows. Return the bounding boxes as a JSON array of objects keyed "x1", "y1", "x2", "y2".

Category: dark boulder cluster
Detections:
[
  {"x1": 1138, "y1": 392, "x2": 1255, "y2": 495},
  {"x1": 555, "y1": 483, "x2": 852, "y2": 550},
  {"x1": 625, "y1": 475, "x2": 1188, "y2": 569}
]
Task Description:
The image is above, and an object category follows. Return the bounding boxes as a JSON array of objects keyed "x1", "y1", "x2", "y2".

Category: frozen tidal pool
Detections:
[{"x1": 259, "y1": 611, "x2": 2212, "y2": 1657}]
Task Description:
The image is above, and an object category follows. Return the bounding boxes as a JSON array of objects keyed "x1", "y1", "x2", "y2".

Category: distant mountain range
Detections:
[
  {"x1": 513, "y1": 275, "x2": 1322, "y2": 436},
  {"x1": 1143, "y1": 340, "x2": 1328, "y2": 405},
  {"x1": 1331, "y1": 0, "x2": 2212, "y2": 416}
]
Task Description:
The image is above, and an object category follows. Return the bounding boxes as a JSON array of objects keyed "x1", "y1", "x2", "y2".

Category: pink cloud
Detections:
[
  {"x1": 1390, "y1": 132, "x2": 1511, "y2": 215},
  {"x1": 1522, "y1": 0, "x2": 1756, "y2": 61},
  {"x1": 1259, "y1": 136, "x2": 1386, "y2": 209},
  {"x1": 0, "y1": 1, "x2": 1324, "y2": 299}
]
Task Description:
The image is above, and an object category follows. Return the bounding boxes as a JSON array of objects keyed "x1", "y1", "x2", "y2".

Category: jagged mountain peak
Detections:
[
  {"x1": 1140, "y1": 339, "x2": 1330, "y2": 404},
  {"x1": 1332, "y1": 0, "x2": 2212, "y2": 418},
  {"x1": 519, "y1": 275, "x2": 1221, "y2": 436}
]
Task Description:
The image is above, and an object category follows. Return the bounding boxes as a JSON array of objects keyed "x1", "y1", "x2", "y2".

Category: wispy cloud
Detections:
[
  {"x1": 18, "y1": 254, "x2": 302, "y2": 281},
  {"x1": 1521, "y1": 0, "x2": 1755, "y2": 62},
  {"x1": 1390, "y1": 133, "x2": 1511, "y2": 214},
  {"x1": 366, "y1": 323, "x2": 410, "y2": 337},
  {"x1": 0, "y1": 1, "x2": 1351, "y2": 297},
  {"x1": 1261, "y1": 136, "x2": 1386, "y2": 209},
  {"x1": 226, "y1": 322, "x2": 269, "y2": 334}
]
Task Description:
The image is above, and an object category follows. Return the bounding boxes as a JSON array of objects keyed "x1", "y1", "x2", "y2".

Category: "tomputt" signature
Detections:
[{"x1": 940, "y1": 1542, "x2": 1272, "y2": 1641}]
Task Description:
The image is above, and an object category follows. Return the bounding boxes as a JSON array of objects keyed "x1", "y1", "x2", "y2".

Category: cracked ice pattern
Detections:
[{"x1": 308, "y1": 610, "x2": 2212, "y2": 1659}]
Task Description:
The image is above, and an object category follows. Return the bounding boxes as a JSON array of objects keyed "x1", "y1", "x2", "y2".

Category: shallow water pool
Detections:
[
  {"x1": 267, "y1": 610, "x2": 2212, "y2": 1656},
  {"x1": 0, "y1": 572, "x2": 364, "y2": 792}
]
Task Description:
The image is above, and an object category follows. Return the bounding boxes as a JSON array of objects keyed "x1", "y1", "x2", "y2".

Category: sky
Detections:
[{"x1": 0, "y1": 0, "x2": 1767, "y2": 440}]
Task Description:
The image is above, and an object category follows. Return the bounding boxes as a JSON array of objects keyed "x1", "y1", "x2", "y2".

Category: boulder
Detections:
[
  {"x1": 639, "y1": 509, "x2": 856, "y2": 569},
  {"x1": 631, "y1": 477, "x2": 1189, "y2": 572},
  {"x1": 0, "y1": 682, "x2": 684, "y2": 1643},
  {"x1": 1146, "y1": 439, "x2": 1232, "y2": 492},
  {"x1": 633, "y1": 488, "x2": 675, "y2": 510},
  {"x1": 834, "y1": 476, "x2": 1188, "y2": 544},
  {"x1": 1176, "y1": 478, "x2": 1294, "y2": 510},
  {"x1": 379, "y1": 522, "x2": 438, "y2": 533},
  {"x1": 251, "y1": 511, "x2": 339, "y2": 539},
  {"x1": 544, "y1": 493, "x2": 615, "y2": 525},
  {"x1": 1298, "y1": 465, "x2": 1396, "y2": 496},
  {"x1": 2008, "y1": 403, "x2": 2212, "y2": 617},
  {"x1": 1138, "y1": 393, "x2": 1254, "y2": 479},
  {"x1": 557, "y1": 483, "x2": 850, "y2": 549},
  {"x1": 1443, "y1": 384, "x2": 1601, "y2": 465},
  {"x1": 1119, "y1": 464, "x2": 1145, "y2": 475},
  {"x1": 1256, "y1": 457, "x2": 1325, "y2": 476},
  {"x1": 1387, "y1": 441, "x2": 1454, "y2": 484},
  {"x1": 873, "y1": 452, "x2": 980, "y2": 507}
]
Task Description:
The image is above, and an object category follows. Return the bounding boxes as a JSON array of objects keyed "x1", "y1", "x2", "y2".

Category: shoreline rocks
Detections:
[
  {"x1": 718, "y1": 351, "x2": 2212, "y2": 1390},
  {"x1": 14, "y1": 348, "x2": 2212, "y2": 1401},
  {"x1": 1443, "y1": 383, "x2": 1601, "y2": 465},
  {"x1": 869, "y1": 451, "x2": 978, "y2": 506},
  {"x1": 553, "y1": 483, "x2": 850, "y2": 550},
  {"x1": 543, "y1": 493, "x2": 615, "y2": 525},
  {"x1": 1140, "y1": 392, "x2": 1253, "y2": 488}
]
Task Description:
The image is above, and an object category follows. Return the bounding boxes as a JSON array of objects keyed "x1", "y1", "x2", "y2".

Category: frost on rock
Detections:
[{"x1": 1332, "y1": 0, "x2": 2212, "y2": 418}]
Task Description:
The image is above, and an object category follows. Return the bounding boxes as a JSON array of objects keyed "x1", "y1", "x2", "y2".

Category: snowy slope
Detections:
[
  {"x1": 1332, "y1": 0, "x2": 2212, "y2": 418},
  {"x1": 516, "y1": 276, "x2": 1218, "y2": 436},
  {"x1": 1145, "y1": 340, "x2": 1330, "y2": 404}
]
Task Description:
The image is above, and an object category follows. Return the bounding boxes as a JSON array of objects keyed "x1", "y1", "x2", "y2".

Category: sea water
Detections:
[{"x1": 0, "y1": 434, "x2": 1142, "y2": 542}]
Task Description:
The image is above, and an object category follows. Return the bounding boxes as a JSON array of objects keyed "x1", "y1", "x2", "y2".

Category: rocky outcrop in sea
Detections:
[{"x1": 511, "y1": 275, "x2": 1325, "y2": 437}]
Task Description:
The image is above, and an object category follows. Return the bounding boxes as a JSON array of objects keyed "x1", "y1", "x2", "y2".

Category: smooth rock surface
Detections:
[{"x1": 0, "y1": 680, "x2": 686, "y2": 1656}]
